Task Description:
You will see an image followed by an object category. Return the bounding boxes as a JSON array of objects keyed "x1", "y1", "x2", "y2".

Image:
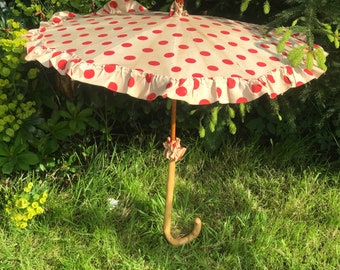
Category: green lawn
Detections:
[{"x1": 1, "y1": 138, "x2": 339, "y2": 269}]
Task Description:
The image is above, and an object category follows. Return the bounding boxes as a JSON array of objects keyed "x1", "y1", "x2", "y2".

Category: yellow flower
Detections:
[
  {"x1": 24, "y1": 182, "x2": 33, "y2": 193},
  {"x1": 31, "y1": 202, "x2": 39, "y2": 208},
  {"x1": 15, "y1": 198, "x2": 29, "y2": 209},
  {"x1": 12, "y1": 213, "x2": 23, "y2": 221},
  {"x1": 17, "y1": 221, "x2": 28, "y2": 229},
  {"x1": 35, "y1": 206, "x2": 44, "y2": 214},
  {"x1": 39, "y1": 197, "x2": 46, "y2": 204}
]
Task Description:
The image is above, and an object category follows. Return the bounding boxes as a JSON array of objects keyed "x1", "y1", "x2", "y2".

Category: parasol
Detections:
[{"x1": 25, "y1": 0, "x2": 326, "y2": 245}]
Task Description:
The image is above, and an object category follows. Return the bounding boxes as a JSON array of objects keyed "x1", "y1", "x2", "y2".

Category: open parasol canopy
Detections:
[{"x1": 25, "y1": 0, "x2": 326, "y2": 245}]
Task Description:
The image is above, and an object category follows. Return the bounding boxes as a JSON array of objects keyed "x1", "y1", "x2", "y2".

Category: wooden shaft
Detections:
[{"x1": 163, "y1": 100, "x2": 202, "y2": 246}]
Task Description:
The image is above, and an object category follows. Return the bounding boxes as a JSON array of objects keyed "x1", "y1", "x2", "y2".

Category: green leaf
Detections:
[
  {"x1": 263, "y1": 0, "x2": 270, "y2": 14},
  {"x1": 2, "y1": 161, "x2": 15, "y2": 174},
  {"x1": 78, "y1": 108, "x2": 93, "y2": 118},
  {"x1": 288, "y1": 45, "x2": 308, "y2": 67},
  {"x1": 0, "y1": 142, "x2": 10, "y2": 156}
]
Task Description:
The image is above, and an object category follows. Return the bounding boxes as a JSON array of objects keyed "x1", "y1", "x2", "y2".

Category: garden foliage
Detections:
[{"x1": 0, "y1": 0, "x2": 339, "y2": 176}]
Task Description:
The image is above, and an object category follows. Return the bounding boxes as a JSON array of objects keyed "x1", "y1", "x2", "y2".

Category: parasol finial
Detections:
[{"x1": 169, "y1": 0, "x2": 188, "y2": 16}]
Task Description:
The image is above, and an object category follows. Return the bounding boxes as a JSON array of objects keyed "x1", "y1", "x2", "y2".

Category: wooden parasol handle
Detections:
[{"x1": 163, "y1": 100, "x2": 202, "y2": 246}]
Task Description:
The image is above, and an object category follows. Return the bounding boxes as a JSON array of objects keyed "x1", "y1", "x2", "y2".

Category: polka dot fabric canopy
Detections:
[{"x1": 25, "y1": 0, "x2": 326, "y2": 105}]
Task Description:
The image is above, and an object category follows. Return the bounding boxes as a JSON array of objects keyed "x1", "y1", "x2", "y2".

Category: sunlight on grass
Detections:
[{"x1": 0, "y1": 139, "x2": 339, "y2": 269}]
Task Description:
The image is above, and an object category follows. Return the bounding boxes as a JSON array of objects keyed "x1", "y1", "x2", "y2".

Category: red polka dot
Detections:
[
  {"x1": 166, "y1": 82, "x2": 173, "y2": 89},
  {"x1": 84, "y1": 69, "x2": 95, "y2": 79},
  {"x1": 237, "y1": 55, "x2": 246, "y2": 60},
  {"x1": 246, "y1": 70, "x2": 255, "y2": 75},
  {"x1": 232, "y1": 28, "x2": 241, "y2": 32},
  {"x1": 66, "y1": 48, "x2": 77, "y2": 54},
  {"x1": 104, "y1": 64, "x2": 116, "y2": 73},
  {"x1": 80, "y1": 33, "x2": 89, "y2": 38},
  {"x1": 62, "y1": 40, "x2": 72, "y2": 44},
  {"x1": 186, "y1": 27, "x2": 196, "y2": 31},
  {"x1": 95, "y1": 27, "x2": 105, "y2": 31},
  {"x1": 146, "y1": 73, "x2": 153, "y2": 83},
  {"x1": 104, "y1": 50, "x2": 115, "y2": 56},
  {"x1": 178, "y1": 44, "x2": 189, "y2": 49},
  {"x1": 124, "y1": 55, "x2": 136, "y2": 60},
  {"x1": 296, "y1": 81, "x2": 304, "y2": 87},
  {"x1": 220, "y1": 30, "x2": 230, "y2": 35},
  {"x1": 193, "y1": 73, "x2": 203, "y2": 78},
  {"x1": 122, "y1": 43, "x2": 132, "y2": 47},
  {"x1": 304, "y1": 69, "x2": 314, "y2": 76},
  {"x1": 138, "y1": 36, "x2": 148, "y2": 40},
  {"x1": 40, "y1": 27, "x2": 46, "y2": 33},
  {"x1": 149, "y1": 61, "x2": 160, "y2": 66},
  {"x1": 251, "y1": 84, "x2": 262, "y2": 93},
  {"x1": 227, "y1": 78, "x2": 236, "y2": 89},
  {"x1": 270, "y1": 93, "x2": 278, "y2": 99},
  {"x1": 68, "y1": 12, "x2": 76, "y2": 18},
  {"x1": 285, "y1": 66, "x2": 293, "y2": 74},
  {"x1": 179, "y1": 79, "x2": 186, "y2": 86},
  {"x1": 47, "y1": 40, "x2": 55, "y2": 44},
  {"x1": 208, "y1": 33, "x2": 218, "y2": 38},
  {"x1": 159, "y1": 40, "x2": 168, "y2": 45},
  {"x1": 142, "y1": 48, "x2": 153, "y2": 53},
  {"x1": 164, "y1": 52, "x2": 174, "y2": 58},
  {"x1": 172, "y1": 66, "x2": 182, "y2": 72},
  {"x1": 62, "y1": 33, "x2": 71, "y2": 37},
  {"x1": 240, "y1": 36, "x2": 250, "y2": 41},
  {"x1": 147, "y1": 93, "x2": 157, "y2": 101},
  {"x1": 193, "y1": 38, "x2": 204, "y2": 43},
  {"x1": 85, "y1": 49, "x2": 96, "y2": 54},
  {"x1": 269, "y1": 56, "x2": 280, "y2": 61},
  {"x1": 216, "y1": 87, "x2": 222, "y2": 98},
  {"x1": 215, "y1": 45, "x2": 225, "y2": 50},
  {"x1": 128, "y1": 77, "x2": 135, "y2": 88},
  {"x1": 260, "y1": 43, "x2": 270, "y2": 49},
  {"x1": 113, "y1": 27, "x2": 123, "y2": 31},
  {"x1": 52, "y1": 51, "x2": 62, "y2": 57},
  {"x1": 82, "y1": 41, "x2": 92, "y2": 45},
  {"x1": 98, "y1": 33, "x2": 108, "y2": 38},
  {"x1": 173, "y1": 33, "x2": 183, "y2": 37},
  {"x1": 267, "y1": 74, "x2": 275, "y2": 83},
  {"x1": 200, "y1": 51, "x2": 211, "y2": 56},
  {"x1": 53, "y1": 17, "x2": 61, "y2": 24},
  {"x1": 283, "y1": 76, "x2": 291, "y2": 84},
  {"x1": 176, "y1": 86, "x2": 187, "y2": 96},
  {"x1": 223, "y1": 59, "x2": 234, "y2": 65},
  {"x1": 257, "y1": 62, "x2": 267, "y2": 67},
  {"x1": 152, "y1": 29, "x2": 162, "y2": 34},
  {"x1": 228, "y1": 42, "x2": 238, "y2": 47},
  {"x1": 236, "y1": 97, "x2": 248, "y2": 103},
  {"x1": 208, "y1": 65, "x2": 219, "y2": 71},
  {"x1": 117, "y1": 34, "x2": 127, "y2": 38},
  {"x1": 167, "y1": 23, "x2": 176, "y2": 27},
  {"x1": 248, "y1": 49, "x2": 258, "y2": 53},
  {"x1": 193, "y1": 79, "x2": 200, "y2": 90},
  {"x1": 110, "y1": 1, "x2": 118, "y2": 8},
  {"x1": 102, "y1": 41, "x2": 112, "y2": 46},
  {"x1": 109, "y1": 21, "x2": 118, "y2": 25},
  {"x1": 58, "y1": 60, "x2": 67, "y2": 70},
  {"x1": 186, "y1": 58, "x2": 196, "y2": 63},
  {"x1": 199, "y1": 99, "x2": 210, "y2": 105},
  {"x1": 200, "y1": 24, "x2": 210, "y2": 28}
]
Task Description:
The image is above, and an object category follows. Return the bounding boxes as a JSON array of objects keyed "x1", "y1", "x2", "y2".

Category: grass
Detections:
[{"x1": 0, "y1": 137, "x2": 339, "y2": 269}]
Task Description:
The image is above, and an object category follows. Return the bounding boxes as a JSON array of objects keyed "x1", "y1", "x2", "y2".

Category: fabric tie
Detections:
[{"x1": 163, "y1": 137, "x2": 186, "y2": 162}]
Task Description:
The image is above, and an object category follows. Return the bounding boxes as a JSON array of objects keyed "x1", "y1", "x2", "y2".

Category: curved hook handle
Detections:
[
  {"x1": 163, "y1": 160, "x2": 202, "y2": 246},
  {"x1": 164, "y1": 216, "x2": 202, "y2": 246}
]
